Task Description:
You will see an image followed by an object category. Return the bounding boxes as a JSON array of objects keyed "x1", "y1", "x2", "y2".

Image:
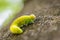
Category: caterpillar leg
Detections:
[{"x1": 27, "y1": 22, "x2": 34, "y2": 25}]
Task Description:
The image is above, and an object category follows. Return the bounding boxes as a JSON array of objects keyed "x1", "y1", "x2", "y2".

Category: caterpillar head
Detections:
[
  {"x1": 10, "y1": 25, "x2": 23, "y2": 34},
  {"x1": 30, "y1": 14, "x2": 36, "y2": 20}
]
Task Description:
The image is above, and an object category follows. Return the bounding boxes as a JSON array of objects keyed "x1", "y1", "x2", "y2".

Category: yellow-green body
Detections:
[{"x1": 10, "y1": 14, "x2": 36, "y2": 34}]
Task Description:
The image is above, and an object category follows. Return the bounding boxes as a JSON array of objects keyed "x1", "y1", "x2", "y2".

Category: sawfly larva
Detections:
[{"x1": 10, "y1": 14, "x2": 36, "y2": 34}]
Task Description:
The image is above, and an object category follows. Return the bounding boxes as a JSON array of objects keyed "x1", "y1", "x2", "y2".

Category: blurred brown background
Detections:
[{"x1": 0, "y1": 0, "x2": 60, "y2": 40}]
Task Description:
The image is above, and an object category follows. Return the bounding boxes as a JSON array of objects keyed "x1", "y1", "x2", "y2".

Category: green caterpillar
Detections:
[{"x1": 10, "y1": 14, "x2": 36, "y2": 34}]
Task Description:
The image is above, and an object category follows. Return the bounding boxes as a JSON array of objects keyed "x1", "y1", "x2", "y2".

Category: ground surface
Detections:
[{"x1": 0, "y1": 0, "x2": 60, "y2": 40}]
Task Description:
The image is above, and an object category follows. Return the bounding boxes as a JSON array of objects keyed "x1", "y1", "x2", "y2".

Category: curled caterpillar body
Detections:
[{"x1": 10, "y1": 14, "x2": 36, "y2": 34}]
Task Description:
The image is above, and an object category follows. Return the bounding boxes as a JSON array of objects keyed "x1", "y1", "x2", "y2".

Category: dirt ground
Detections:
[{"x1": 0, "y1": 0, "x2": 60, "y2": 40}]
